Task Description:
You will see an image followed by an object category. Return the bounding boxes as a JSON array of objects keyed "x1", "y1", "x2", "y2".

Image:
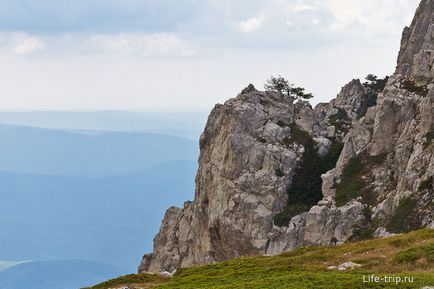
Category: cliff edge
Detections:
[{"x1": 139, "y1": 0, "x2": 434, "y2": 273}]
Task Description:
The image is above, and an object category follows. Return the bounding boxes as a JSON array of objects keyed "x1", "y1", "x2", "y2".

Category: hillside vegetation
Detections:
[{"x1": 85, "y1": 229, "x2": 434, "y2": 289}]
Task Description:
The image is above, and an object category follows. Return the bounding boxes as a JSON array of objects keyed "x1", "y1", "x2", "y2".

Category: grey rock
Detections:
[{"x1": 139, "y1": 0, "x2": 434, "y2": 273}]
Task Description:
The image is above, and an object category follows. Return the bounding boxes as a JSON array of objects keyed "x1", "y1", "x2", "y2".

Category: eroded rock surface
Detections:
[{"x1": 139, "y1": 0, "x2": 434, "y2": 273}]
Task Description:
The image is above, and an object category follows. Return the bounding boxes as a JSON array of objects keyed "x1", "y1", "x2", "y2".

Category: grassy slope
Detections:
[{"x1": 85, "y1": 229, "x2": 434, "y2": 289}]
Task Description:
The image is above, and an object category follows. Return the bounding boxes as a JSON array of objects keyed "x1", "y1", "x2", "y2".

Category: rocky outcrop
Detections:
[
  {"x1": 139, "y1": 0, "x2": 434, "y2": 273},
  {"x1": 139, "y1": 80, "x2": 370, "y2": 273},
  {"x1": 396, "y1": 0, "x2": 434, "y2": 85},
  {"x1": 140, "y1": 89, "x2": 303, "y2": 272}
]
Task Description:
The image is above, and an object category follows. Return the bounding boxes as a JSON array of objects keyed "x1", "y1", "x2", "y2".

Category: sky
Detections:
[{"x1": 0, "y1": 0, "x2": 419, "y2": 111}]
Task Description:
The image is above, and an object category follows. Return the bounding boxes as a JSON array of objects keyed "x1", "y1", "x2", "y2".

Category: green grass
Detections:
[
  {"x1": 83, "y1": 273, "x2": 165, "y2": 289},
  {"x1": 394, "y1": 243, "x2": 434, "y2": 264},
  {"x1": 86, "y1": 229, "x2": 434, "y2": 289}
]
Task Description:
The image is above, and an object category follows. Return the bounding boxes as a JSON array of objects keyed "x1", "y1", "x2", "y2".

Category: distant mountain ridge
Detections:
[
  {"x1": 0, "y1": 111, "x2": 208, "y2": 139},
  {"x1": 0, "y1": 124, "x2": 198, "y2": 175},
  {"x1": 0, "y1": 160, "x2": 197, "y2": 269},
  {"x1": 0, "y1": 260, "x2": 127, "y2": 289}
]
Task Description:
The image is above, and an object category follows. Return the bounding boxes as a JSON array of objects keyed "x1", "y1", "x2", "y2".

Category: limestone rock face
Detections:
[
  {"x1": 333, "y1": 79, "x2": 368, "y2": 119},
  {"x1": 140, "y1": 0, "x2": 434, "y2": 273},
  {"x1": 140, "y1": 88, "x2": 305, "y2": 272},
  {"x1": 139, "y1": 78, "x2": 373, "y2": 273},
  {"x1": 396, "y1": 0, "x2": 434, "y2": 85}
]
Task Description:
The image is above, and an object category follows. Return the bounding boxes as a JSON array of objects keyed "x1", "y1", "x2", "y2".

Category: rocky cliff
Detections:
[{"x1": 139, "y1": 0, "x2": 434, "y2": 273}]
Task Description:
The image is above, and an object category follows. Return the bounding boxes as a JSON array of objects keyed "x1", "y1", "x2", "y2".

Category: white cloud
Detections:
[
  {"x1": 327, "y1": 0, "x2": 414, "y2": 33},
  {"x1": 0, "y1": 1, "x2": 421, "y2": 112},
  {"x1": 90, "y1": 33, "x2": 196, "y2": 57},
  {"x1": 12, "y1": 35, "x2": 45, "y2": 54},
  {"x1": 238, "y1": 16, "x2": 264, "y2": 33},
  {"x1": 293, "y1": 4, "x2": 316, "y2": 13}
]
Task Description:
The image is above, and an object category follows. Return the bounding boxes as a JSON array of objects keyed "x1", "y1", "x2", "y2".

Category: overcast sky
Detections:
[{"x1": 0, "y1": 0, "x2": 419, "y2": 111}]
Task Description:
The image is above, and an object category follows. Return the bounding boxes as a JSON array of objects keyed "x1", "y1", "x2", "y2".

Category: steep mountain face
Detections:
[
  {"x1": 396, "y1": 0, "x2": 434, "y2": 85},
  {"x1": 139, "y1": 0, "x2": 434, "y2": 273}
]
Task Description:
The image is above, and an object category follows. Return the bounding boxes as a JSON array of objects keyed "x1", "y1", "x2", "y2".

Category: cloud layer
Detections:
[{"x1": 0, "y1": 0, "x2": 420, "y2": 111}]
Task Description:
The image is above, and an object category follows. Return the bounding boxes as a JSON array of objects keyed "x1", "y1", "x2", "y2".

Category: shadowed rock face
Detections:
[{"x1": 139, "y1": 0, "x2": 434, "y2": 273}]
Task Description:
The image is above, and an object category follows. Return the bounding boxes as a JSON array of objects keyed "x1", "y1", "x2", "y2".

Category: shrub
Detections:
[
  {"x1": 274, "y1": 125, "x2": 344, "y2": 227},
  {"x1": 275, "y1": 168, "x2": 285, "y2": 177},
  {"x1": 370, "y1": 153, "x2": 387, "y2": 165},
  {"x1": 276, "y1": 120, "x2": 288, "y2": 128},
  {"x1": 335, "y1": 153, "x2": 387, "y2": 207},
  {"x1": 350, "y1": 207, "x2": 376, "y2": 241},
  {"x1": 419, "y1": 177, "x2": 433, "y2": 191},
  {"x1": 424, "y1": 130, "x2": 434, "y2": 148},
  {"x1": 401, "y1": 80, "x2": 428, "y2": 96},
  {"x1": 329, "y1": 108, "x2": 349, "y2": 125},
  {"x1": 358, "y1": 74, "x2": 389, "y2": 118},
  {"x1": 335, "y1": 155, "x2": 365, "y2": 206},
  {"x1": 363, "y1": 74, "x2": 389, "y2": 93},
  {"x1": 289, "y1": 123, "x2": 313, "y2": 146},
  {"x1": 386, "y1": 198, "x2": 420, "y2": 234},
  {"x1": 273, "y1": 203, "x2": 311, "y2": 227}
]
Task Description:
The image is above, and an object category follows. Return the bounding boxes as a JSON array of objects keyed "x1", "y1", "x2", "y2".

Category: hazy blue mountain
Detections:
[
  {"x1": 0, "y1": 261, "x2": 28, "y2": 272},
  {"x1": 0, "y1": 260, "x2": 127, "y2": 289},
  {"x1": 0, "y1": 111, "x2": 208, "y2": 139},
  {"x1": 0, "y1": 124, "x2": 198, "y2": 175},
  {"x1": 0, "y1": 160, "x2": 197, "y2": 270}
]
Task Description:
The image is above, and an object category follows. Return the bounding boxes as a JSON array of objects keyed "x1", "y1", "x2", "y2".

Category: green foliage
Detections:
[
  {"x1": 419, "y1": 177, "x2": 433, "y2": 191},
  {"x1": 329, "y1": 108, "x2": 349, "y2": 126},
  {"x1": 289, "y1": 123, "x2": 313, "y2": 146},
  {"x1": 275, "y1": 168, "x2": 285, "y2": 177},
  {"x1": 401, "y1": 79, "x2": 429, "y2": 96},
  {"x1": 363, "y1": 74, "x2": 389, "y2": 93},
  {"x1": 359, "y1": 74, "x2": 389, "y2": 118},
  {"x1": 273, "y1": 203, "x2": 311, "y2": 227},
  {"x1": 386, "y1": 198, "x2": 420, "y2": 234},
  {"x1": 424, "y1": 130, "x2": 434, "y2": 148},
  {"x1": 393, "y1": 243, "x2": 434, "y2": 264},
  {"x1": 370, "y1": 153, "x2": 387, "y2": 165},
  {"x1": 258, "y1": 137, "x2": 267, "y2": 143},
  {"x1": 274, "y1": 125, "x2": 344, "y2": 226},
  {"x1": 335, "y1": 153, "x2": 387, "y2": 207},
  {"x1": 264, "y1": 75, "x2": 290, "y2": 96},
  {"x1": 350, "y1": 207, "x2": 376, "y2": 241},
  {"x1": 276, "y1": 120, "x2": 288, "y2": 128},
  {"x1": 265, "y1": 75, "x2": 314, "y2": 101},
  {"x1": 290, "y1": 86, "x2": 314, "y2": 100},
  {"x1": 335, "y1": 155, "x2": 365, "y2": 207}
]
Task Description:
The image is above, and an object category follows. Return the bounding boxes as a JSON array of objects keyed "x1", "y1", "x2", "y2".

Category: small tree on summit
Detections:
[
  {"x1": 264, "y1": 75, "x2": 290, "y2": 96},
  {"x1": 264, "y1": 75, "x2": 314, "y2": 101},
  {"x1": 265, "y1": 75, "x2": 314, "y2": 122}
]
